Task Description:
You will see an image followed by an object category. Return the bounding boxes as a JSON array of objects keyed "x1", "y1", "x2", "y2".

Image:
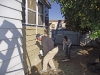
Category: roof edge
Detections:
[{"x1": 39, "y1": 0, "x2": 51, "y2": 9}]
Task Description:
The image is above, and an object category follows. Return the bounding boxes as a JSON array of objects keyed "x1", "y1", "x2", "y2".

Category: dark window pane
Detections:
[
  {"x1": 28, "y1": 10, "x2": 36, "y2": 24},
  {"x1": 45, "y1": 6, "x2": 49, "y2": 17},
  {"x1": 22, "y1": 0, "x2": 25, "y2": 23},
  {"x1": 45, "y1": 17, "x2": 49, "y2": 26},
  {"x1": 22, "y1": 7, "x2": 25, "y2": 23},
  {"x1": 38, "y1": 2, "x2": 43, "y2": 14},
  {"x1": 28, "y1": 0, "x2": 36, "y2": 10},
  {"x1": 22, "y1": 0, "x2": 25, "y2": 6},
  {"x1": 38, "y1": 15, "x2": 43, "y2": 25}
]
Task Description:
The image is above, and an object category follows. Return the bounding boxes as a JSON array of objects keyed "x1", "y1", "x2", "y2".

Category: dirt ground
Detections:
[{"x1": 31, "y1": 45, "x2": 100, "y2": 75}]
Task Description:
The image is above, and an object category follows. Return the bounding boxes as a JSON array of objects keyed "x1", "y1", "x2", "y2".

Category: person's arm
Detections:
[
  {"x1": 68, "y1": 39, "x2": 72, "y2": 48},
  {"x1": 63, "y1": 41, "x2": 65, "y2": 50},
  {"x1": 68, "y1": 43, "x2": 72, "y2": 48}
]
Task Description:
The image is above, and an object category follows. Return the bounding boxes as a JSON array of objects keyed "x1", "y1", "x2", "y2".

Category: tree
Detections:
[{"x1": 52, "y1": 0, "x2": 100, "y2": 39}]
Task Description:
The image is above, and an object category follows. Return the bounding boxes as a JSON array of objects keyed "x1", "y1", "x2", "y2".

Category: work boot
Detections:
[
  {"x1": 39, "y1": 70, "x2": 47, "y2": 73},
  {"x1": 51, "y1": 68, "x2": 56, "y2": 72}
]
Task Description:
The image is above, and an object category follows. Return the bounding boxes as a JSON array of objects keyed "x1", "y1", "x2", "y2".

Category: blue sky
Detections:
[{"x1": 48, "y1": 0, "x2": 64, "y2": 20}]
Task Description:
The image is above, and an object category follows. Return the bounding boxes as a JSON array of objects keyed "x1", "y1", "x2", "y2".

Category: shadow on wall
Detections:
[{"x1": 0, "y1": 20, "x2": 23, "y2": 75}]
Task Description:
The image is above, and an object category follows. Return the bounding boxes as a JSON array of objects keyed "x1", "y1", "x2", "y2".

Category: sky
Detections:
[{"x1": 48, "y1": 0, "x2": 64, "y2": 20}]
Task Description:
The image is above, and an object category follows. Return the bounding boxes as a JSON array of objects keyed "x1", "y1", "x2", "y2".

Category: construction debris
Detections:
[{"x1": 77, "y1": 50, "x2": 89, "y2": 55}]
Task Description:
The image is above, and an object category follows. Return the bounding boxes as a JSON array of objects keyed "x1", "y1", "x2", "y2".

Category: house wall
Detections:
[
  {"x1": 0, "y1": 0, "x2": 24, "y2": 75},
  {"x1": 22, "y1": 0, "x2": 50, "y2": 74},
  {"x1": 23, "y1": 26, "x2": 49, "y2": 73},
  {"x1": 23, "y1": 26, "x2": 40, "y2": 73}
]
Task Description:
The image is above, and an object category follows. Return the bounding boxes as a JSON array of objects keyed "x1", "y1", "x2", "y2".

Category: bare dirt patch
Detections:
[{"x1": 31, "y1": 46, "x2": 100, "y2": 75}]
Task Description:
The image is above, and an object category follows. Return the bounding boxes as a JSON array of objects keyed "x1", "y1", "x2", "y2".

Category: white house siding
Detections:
[{"x1": 0, "y1": 0, "x2": 24, "y2": 75}]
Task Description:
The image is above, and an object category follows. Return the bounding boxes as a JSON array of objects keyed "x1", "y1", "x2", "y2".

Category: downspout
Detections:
[
  {"x1": 36, "y1": 0, "x2": 38, "y2": 34},
  {"x1": 25, "y1": 0, "x2": 28, "y2": 24},
  {"x1": 43, "y1": 5, "x2": 45, "y2": 27},
  {"x1": 25, "y1": 0, "x2": 33, "y2": 74}
]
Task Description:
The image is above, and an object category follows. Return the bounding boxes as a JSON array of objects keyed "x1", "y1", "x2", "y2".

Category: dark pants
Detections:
[{"x1": 65, "y1": 45, "x2": 71, "y2": 59}]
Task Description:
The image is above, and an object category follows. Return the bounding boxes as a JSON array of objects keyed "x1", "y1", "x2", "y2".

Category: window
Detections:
[
  {"x1": 38, "y1": 2, "x2": 43, "y2": 14},
  {"x1": 22, "y1": 0, "x2": 36, "y2": 25},
  {"x1": 28, "y1": 10, "x2": 36, "y2": 24},
  {"x1": 22, "y1": 6, "x2": 25, "y2": 23},
  {"x1": 28, "y1": 0, "x2": 36, "y2": 10},
  {"x1": 22, "y1": 0, "x2": 25, "y2": 6},
  {"x1": 28, "y1": 0, "x2": 36, "y2": 24},
  {"x1": 38, "y1": 15, "x2": 43, "y2": 25},
  {"x1": 45, "y1": 6, "x2": 49, "y2": 17},
  {"x1": 38, "y1": 2, "x2": 43, "y2": 25},
  {"x1": 22, "y1": 0, "x2": 26, "y2": 23},
  {"x1": 45, "y1": 17, "x2": 49, "y2": 26},
  {"x1": 45, "y1": 6, "x2": 49, "y2": 26},
  {"x1": 22, "y1": 0, "x2": 50, "y2": 26}
]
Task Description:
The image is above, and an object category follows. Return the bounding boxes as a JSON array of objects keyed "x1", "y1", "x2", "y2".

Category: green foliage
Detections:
[{"x1": 51, "y1": 0, "x2": 100, "y2": 39}]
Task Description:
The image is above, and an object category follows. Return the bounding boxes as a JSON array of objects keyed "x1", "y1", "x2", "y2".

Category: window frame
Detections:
[
  {"x1": 22, "y1": 0, "x2": 49, "y2": 27},
  {"x1": 38, "y1": 2, "x2": 45, "y2": 26},
  {"x1": 22, "y1": 0, "x2": 37, "y2": 26},
  {"x1": 27, "y1": 0, "x2": 37, "y2": 25}
]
